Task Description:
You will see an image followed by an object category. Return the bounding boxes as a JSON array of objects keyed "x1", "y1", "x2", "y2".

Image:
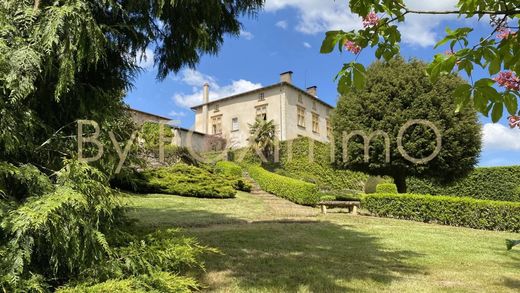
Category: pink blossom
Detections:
[
  {"x1": 493, "y1": 71, "x2": 520, "y2": 91},
  {"x1": 362, "y1": 11, "x2": 379, "y2": 28},
  {"x1": 497, "y1": 28, "x2": 516, "y2": 39},
  {"x1": 508, "y1": 115, "x2": 520, "y2": 129},
  {"x1": 344, "y1": 40, "x2": 361, "y2": 54}
]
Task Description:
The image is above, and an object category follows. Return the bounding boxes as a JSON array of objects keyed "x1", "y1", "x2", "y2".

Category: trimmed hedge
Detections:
[
  {"x1": 376, "y1": 183, "x2": 398, "y2": 194},
  {"x1": 363, "y1": 193, "x2": 520, "y2": 232},
  {"x1": 117, "y1": 164, "x2": 236, "y2": 198},
  {"x1": 407, "y1": 166, "x2": 520, "y2": 202},
  {"x1": 248, "y1": 165, "x2": 320, "y2": 205}
]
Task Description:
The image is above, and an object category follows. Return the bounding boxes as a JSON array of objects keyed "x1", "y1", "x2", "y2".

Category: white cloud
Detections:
[
  {"x1": 276, "y1": 20, "x2": 288, "y2": 29},
  {"x1": 303, "y1": 42, "x2": 311, "y2": 48},
  {"x1": 172, "y1": 69, "x2": 262, "y2": 108},
  {"x1": 264, "y1": 0, "x2": 461, "y2": 47},
  {"x1": 168, "y1": 111, "x2": 186, "y2": 117},
  {"x1": 483, "y1": 123, "x2": 520, "y2": 151},
  {"x1": 240, "y1": 30, "x2": 254, "y2": 40},
  {"x1": 135, "y1": 48, "x2": 154, "y2": 70}
]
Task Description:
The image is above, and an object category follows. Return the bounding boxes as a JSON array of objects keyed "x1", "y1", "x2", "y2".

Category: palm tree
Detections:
[{"x1": 248, "y1": 119, "x2": 277, "y2": 162}]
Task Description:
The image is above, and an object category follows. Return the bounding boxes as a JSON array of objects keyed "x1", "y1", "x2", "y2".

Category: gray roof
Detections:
[{"x1": 190, "y1": 81, "x2": 335, "y2": 110}]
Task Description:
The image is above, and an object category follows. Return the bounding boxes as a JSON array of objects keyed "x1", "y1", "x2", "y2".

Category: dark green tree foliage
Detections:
[
  {"x1": 0, "y1": 0, "x2": 263, "y2": 171},
  {"x1": 333, "y1": 58, "x2": 481, "y2": 192}
]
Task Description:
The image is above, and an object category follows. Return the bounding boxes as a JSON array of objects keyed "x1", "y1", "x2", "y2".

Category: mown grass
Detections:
[{"x1": 126, "y1": 192, "x2": 520, "y2": 292}]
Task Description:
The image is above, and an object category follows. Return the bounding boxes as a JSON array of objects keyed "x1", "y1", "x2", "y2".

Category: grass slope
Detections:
[{"x1": 126, "y1": 192, "x2": 520, "y2": 292}]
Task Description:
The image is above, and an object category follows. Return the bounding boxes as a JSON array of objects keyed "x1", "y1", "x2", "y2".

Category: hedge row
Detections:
[
  {"x1": 363, "y1": 193, "x2": 520, "y2": 232},
  {"x1": 248, "y1": 165, "x2": 320, "y2": 205},
  {"x1": 276, "y1": 138, "x2": 368, "y2": 191},
  {"x1": 407, "y1": 166, "x2": 520, "y2": 202}
]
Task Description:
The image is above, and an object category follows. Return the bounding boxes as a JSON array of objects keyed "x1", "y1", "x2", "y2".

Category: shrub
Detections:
[
  {"x1": 376, "y1": 183, "x2": 398, "y2": 194},
  {"x1": 0, "y1": 161, "x2": 213, "y2": 291},
  {"x1": 319, "y1": 195, "x2": 336, "y2": 202},
  {"x1": 215, "y1": 161, "x2": 243, "y2": 178},
  {"x1": 407, "y1": 166, "x2": 520, "y2": 202},
  {"x1": 363, "y1": 193, "x2": 520, "y2": 232},
  {"x1": 139, "y1": 164, "x2": 236, "y2": 198},
  {"x1": 214, "y1": 161, "x2": 253, "y2": 192},
  {"x1": 248, "y1": 165, "x2": 319, "y2": 205}
]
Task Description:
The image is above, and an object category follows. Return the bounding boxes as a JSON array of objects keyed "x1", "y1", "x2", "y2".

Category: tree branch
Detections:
[
  {"x1": 33, "y1": 0, "x2": 40, "y2": 10},
  {"x1": 403, "y1": 8, "x2": 520, "y2": 16}
]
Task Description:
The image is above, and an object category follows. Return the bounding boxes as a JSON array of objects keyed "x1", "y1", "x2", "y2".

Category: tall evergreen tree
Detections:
[{"x1": 332, "y1": 57, "x2": 481, "y2": 192}]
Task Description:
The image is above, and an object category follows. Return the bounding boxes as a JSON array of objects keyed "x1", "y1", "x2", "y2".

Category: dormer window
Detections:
[
  {"x1": 214, "y1": 104, "x2": 220, "y2": 112},
  {"x1": 298, "y1": 94, "x2": 303, "y2": 103},
  {"x1": 259, "y1": 93, "x2": 265, "y2": 101}
]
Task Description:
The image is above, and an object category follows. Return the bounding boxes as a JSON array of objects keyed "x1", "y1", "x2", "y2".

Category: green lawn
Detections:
[{"x1": 125, "y1": 192, "x2": 520, "y2": 292}]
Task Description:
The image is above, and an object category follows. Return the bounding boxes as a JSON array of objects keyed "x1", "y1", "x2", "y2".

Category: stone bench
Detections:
[{"x1": 318, "y1": 201, "x2": 360, "y2": 215}]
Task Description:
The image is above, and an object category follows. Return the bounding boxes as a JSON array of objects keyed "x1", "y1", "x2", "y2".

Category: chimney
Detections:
[
  {"x1": 203, "y1": 83, "x2": 209, "y2": 104},
  {"x1": 306, "y1": 86, "x2": 317, "y2": 96},
  {"x1": 280, "y1": 71, "x2": 293, "y2": 84},
  {"x1": 202, "y1": 83, "x2": 209, "y2": 133}
]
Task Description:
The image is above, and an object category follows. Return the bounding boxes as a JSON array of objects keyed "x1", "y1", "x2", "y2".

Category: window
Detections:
[
  {"x1": 298, "y1": 94, "x2": 303, "y2": 103},
  {"x1": 214, "y1": 104, "x2": 220, "y2": 112},
  {"x1": 211, "y1": 116, "x2": 222, "y2": 135},
  {"x1": 258, "y1": 93, "x2": 265, "y2": 101},
  {"x1": 312, "y1": 113, "x2": 319, "y2": 133},
  {"x1": 326, "y1": 118, "x2": 332, "y2": 139},
  {"x1": 297, "y1": 106, "x2": 305, "y2": 127},
  {"x1": 256, "y1": 105, "x2": 267, "y2": 120},
  {"x1": 231, "y1": 117, "x2": 239, "y2": 131},
  {"x1": 312, "y1": 101, "x2": 317, "y2": 110}
]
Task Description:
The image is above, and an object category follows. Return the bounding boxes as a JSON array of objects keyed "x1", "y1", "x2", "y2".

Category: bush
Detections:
[
  {"x1": 214, "y1": 161, "x2": 252, "y2": 192},
  {"x1": 248, "y1": 165, "x2": 319, "y2": 205},
  {"x1": 215, "y1": 161, "x2": 243, "y2": 178},
  {"x1": 376, "y1": 183, "x2": 398, "y2": 194},
  {"x1": 407, "y1": 166, "x2": 520, "y2": 202},
  {"x1": 0, "y1": 161, "x2": 212, "y2": 291},
  {"x1": 363, "y1": 193, "x2": 520, "y2": 232},
  {"x1": 138, "y1": 164, "x2": 236, "y2": 198}
]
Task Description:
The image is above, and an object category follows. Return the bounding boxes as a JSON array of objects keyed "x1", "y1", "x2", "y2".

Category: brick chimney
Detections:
[
  {"x1": 280, "y1": 71, "x2": 293, "y2": 84},
  {"x1": 306, "y1": 86, "x2": 317, "y2": 96}
]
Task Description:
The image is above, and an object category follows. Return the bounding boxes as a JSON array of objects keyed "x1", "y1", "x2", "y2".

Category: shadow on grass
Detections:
[{"x1": 185, "y1": 216, "x2": 425, "y2": 292}]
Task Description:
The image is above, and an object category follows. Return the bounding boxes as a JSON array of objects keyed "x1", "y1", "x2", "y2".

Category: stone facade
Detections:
[{"x1": 191, "y1": 71, "x2": 334, "y2": 148}]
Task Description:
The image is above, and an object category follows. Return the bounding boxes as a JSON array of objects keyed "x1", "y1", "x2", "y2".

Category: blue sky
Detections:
[{"x1": 124, "y1": 0, "x2": 520, "y2": 167}]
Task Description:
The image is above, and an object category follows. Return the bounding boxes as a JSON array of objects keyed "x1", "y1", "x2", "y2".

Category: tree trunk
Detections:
[{"x1": 393, "y1": 175, "x2": 407, "y2": 193}]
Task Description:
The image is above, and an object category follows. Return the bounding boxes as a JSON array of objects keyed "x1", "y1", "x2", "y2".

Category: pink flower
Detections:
[
  {"x1": 344, "y1": 40, "x2": 361, "y2": 54},
  {"x1": 497, "y1": 28, "x2": 516, "y2": 39},
  {"x1": 493, "y1": 71, "x2": 520, "y2": 91},
  {"x1": 362, "y1": 11, "x2": 379, "y2": 28},
  {"x1": 508, "y1": 115, "x2": 520, "y2": 129}
]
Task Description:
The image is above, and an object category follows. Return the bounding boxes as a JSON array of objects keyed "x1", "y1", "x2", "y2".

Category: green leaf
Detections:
[
  {"x1": 352, "y1": 63, "x2": 366, "y2": 89},
  {"x1": 488, "y1": 58, "x2": 501, "y2": 75},
  {"x1": 491, "y1": 102, "x2": 503, "y2": 123},
  {"x1": 504, "y1": 93, "x2": 518, "y2": 115},
  {"x1": 320, "y1": 31, "x2": 342, "y2": 54},
  {"x1": 453, "y1": 84, "x2": 471, "y2": 112}
]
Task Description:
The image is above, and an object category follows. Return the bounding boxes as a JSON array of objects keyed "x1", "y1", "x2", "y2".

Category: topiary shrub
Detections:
[
  {"x1": 376, "y1": 183, "x2": 398, "y2": 194},
  {"x1": 363, "y1": 193, "x2": 520, "y2": 232},
  {"x1": 407, "y1": 166, "x2": 520, "y2": 202},
  {"x1": 248, "y1": 165, "x2": 320, "y2": 205}
]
